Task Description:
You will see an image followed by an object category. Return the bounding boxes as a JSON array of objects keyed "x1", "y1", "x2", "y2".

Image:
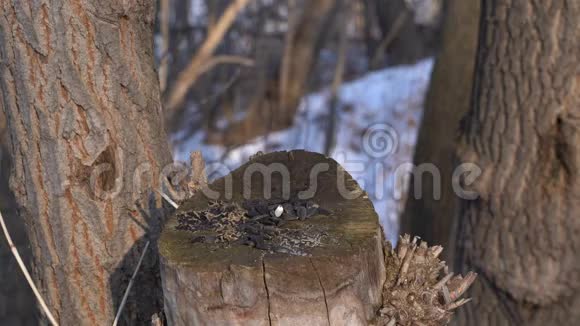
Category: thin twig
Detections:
[
  {"x1": 198, "y1": 68, "x2": 242, "y2": 105},
  {"x1": 112, "y1": 241, "x2": 151, "y2": 326},
  {"x1": 166, "y1": 0, "x2": 252, "y2": 111},
  {"x1": 157, "y1": 190, "x2": 179, "y2": 209},
  {"x1": 196, "y1": 55, "x2": 254, "y2": 77},
  {"x1": 370, "y1": 11, "x2": 409, "y2": 69},
  {"x1": 0, "y1": 210, "x2": 59, "y2": 326},
  {"x1": 113, "y1": 190, "x2": 180, "y2": 325}
]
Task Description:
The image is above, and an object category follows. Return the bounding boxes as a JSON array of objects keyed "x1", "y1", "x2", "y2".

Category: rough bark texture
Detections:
[
  {"x1": 159, "y1": 151, "x2": 386, "y2": 325},
  {"x1": 453, "y1": 1, "x2": 580, "y2": 325},
  {"x1": 0, "y1": 0, "x2": 172, "y2": 324},
  {"x1": 401, "y1": 0, "x2": 481, "y2": 257}
]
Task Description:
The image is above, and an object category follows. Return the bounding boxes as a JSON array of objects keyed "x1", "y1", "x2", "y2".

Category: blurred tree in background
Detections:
[{"x1": 401, "y1": 0, "x2": 480, "y2": 259}]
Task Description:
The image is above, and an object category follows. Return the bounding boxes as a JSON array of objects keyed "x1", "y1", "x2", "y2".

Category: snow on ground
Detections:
[{"x1": 173, "y1": 58, "x2": 434, "y2": 243}]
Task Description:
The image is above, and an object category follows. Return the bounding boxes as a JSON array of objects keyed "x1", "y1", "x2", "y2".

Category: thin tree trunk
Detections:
[
  {"x1": 453, "y1": 1, "x2": 580, "y2": 325},
  {"x1": 401, "y1": 0, "x2": 480, "y2": 258},
  {"x1": 0, "y1": 1, "x2": 172, "y2": 324},
  {"x1": 278, "y1": 0, "x2": 337, "y2": 127}
]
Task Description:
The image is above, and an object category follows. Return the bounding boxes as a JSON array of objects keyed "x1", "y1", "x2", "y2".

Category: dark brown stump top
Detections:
[{"x1": 159, "y1": 150, "x2": 383, "y2": 269}]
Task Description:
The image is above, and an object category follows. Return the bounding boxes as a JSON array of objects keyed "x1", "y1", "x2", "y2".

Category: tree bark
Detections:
[
  {"x1": 0, "y1": 0, "x2": 172, "y2": 324},
  {"x1": 453, "y1": 1, "x2": 580, "y2": 325},
  {"x1": 401, "y1": 0, "x2": 480, "y2": 257}
]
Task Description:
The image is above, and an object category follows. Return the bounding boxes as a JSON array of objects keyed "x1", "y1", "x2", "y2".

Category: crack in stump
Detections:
[
  {"x1": 310, "y1": 258, "x2": 331, "y2": 326},
  {"x1": 262, "y1": 257, "x2": 272, "y2": 326}
]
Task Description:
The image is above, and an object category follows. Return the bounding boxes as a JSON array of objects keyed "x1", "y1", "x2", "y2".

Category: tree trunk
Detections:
[
  {"x1": 0, "y1": 1, "x2": 172, "y2": 324},
  {"x1": 278, "y1": 0, "x2": 338, "y2": 127},
  {"x1": 453, "y1": 1, "x2": 580, "y2": 325},
  {"x1": 401, "y1": 0, "x2": 480, "y2": 257}
]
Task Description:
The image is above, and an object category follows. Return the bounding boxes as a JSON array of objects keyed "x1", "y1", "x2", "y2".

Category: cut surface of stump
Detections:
[{"x1": 159, "y1": 150, "x2": 386, "y2": 325}]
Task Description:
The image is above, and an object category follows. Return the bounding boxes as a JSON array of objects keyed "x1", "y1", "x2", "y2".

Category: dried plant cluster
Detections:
[
  {"x1": 175, "y1": 199, "x2": 334, "y2": 255},
  {"x1": 375, "y1": 235, "x2": 477, "y2": 326}
]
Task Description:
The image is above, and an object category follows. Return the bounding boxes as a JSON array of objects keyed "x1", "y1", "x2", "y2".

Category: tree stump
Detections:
[{"x1": 159, "y1": 150, "x2": 386, "y2": 325}]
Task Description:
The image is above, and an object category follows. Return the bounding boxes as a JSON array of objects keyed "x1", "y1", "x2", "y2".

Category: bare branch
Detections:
[
  {"x1": 165, "y1": 0, "x2": 252, "y2": 111},
  {"x1": 157, "y1": 190, "x2": 179, "y2": 209},
  {"x1": 197, "y1": 55, "x2": 254, "y2": 77},
  {"x1": 370, "y1": 11, "x2": 409, "y2": 68}
]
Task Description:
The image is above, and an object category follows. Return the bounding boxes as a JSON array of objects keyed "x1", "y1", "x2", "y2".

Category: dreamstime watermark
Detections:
[
  {"x1": 83, "y1": 123, "x2": 483, "y2": 203},
  {"x1": 363, "y1": 123, "x2": 399, "y2": 158}
]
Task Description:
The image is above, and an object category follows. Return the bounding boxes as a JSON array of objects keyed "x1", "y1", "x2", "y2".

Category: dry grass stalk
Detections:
[
  {"x1": 115, "y1": 167, "x2": 205, "y2": 325},
  {"x1": 112, "y1": 240, "x2": 151, "y2": 326},
  {"x1": 166, "y1": 0, "x2": 252, "y2": 111},
  {"x1": 0, "y1": 210, "x2": 59, "y2": 326},
  {"x1": 158, "y1": 190, "x2": 180, "y2": 209}
]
